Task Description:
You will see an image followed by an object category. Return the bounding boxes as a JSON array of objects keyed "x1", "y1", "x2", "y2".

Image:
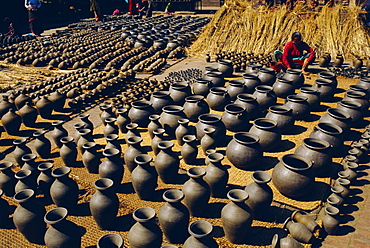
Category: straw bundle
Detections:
[{"x1": 189, "y1": 0, "x2": 370, "y2": 60}]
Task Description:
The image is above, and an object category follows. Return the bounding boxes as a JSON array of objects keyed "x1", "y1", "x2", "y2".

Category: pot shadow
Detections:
[
  {"x1": 243, "y1": 226, "x2": 287, "y2": 246},
  {"x1": 16, "y1": 129, "x2": 37, "y2": 137},
  {"x1": 351, "y1": 119, "x2": 370, "y2": 129},
  {"x1": 286, "y1": 181, "x2": 331, "y2": 202},
  {"x1": 322, "y1": 225, "x2": 355, "y2": 237},
  {"x1": 340, "y1": 204, "x2": 359, "y2": 215},
  {"x1": 302, "y1": 113, "x2": 321, "y2": 122},
  {"x1": 352, "y1": 177, "x2": 370, "y2": 187},
  {"x1": 47, "y1": 151, "x2": 62, "y2": 159},
  {"x1": 202, "y1": 202, "x2": 226, "y2": 219},
  {"x1": 357, "y1": 164, "x2": 370, "y2": 171},
  {"x1": 226, "y1": 184, "x2": 245, "y2": 191},
  {"x1": 332, "y1": 145, "x2": 350, "y2": 158},
  {"x1": 344, "y1": 129, "x2": 362, "y2": 141},
  {"x1": 339, "y1": 214, "x2": 355, "y2": 224},
  {"x1": 116, "y1": 182, "x2": 135, "y2": 194},
  {"x1": 69, "y1": 202, "x2": 91, "y2": 216},
  {"x1": 314, "y1": 104, "x2": 330, "y2": 113},
  {"x1": 92, "y1": 133, "x2": 104, "y2": 140},
  {"x1": 335, "y1": 88, "x2": 346, "y2": 94},
  {"x1": 0, "y1": 138, "x2": 14, "y2": 147},
  {"x1": 322, "y1": 96, "x2": 343, "y2": 103},
  {"x1": 187, "y1": 157, "x2": 207, "y2": 166},
  {"x1": 258, "y1": 156, "x2": 279, "y2": 171},
  {"x1": 266, "y1": 140, "x2": 295, "y2": 153},
  {"x1": 151, "y1": 188, "x2": 172, "y2": 202},
  {"x1": 345, "y1": 195, "x2": 364, "y2": 205},
  {"x1": 282, "y1": 124, "x2": 307, "y2": 135},
  {"x1": 349, "y1": 188, "x2": 363, "y2": 196},
  {"x1": 315, "y1": 162, "x2": 342, "y2": 179},
  {"x1": 254, "y1": 205, "x2": 291, "y2": 223},
  {"x1": 211, "y1": 225, "x2": 225, "y2": 238},
  {"x1": 108, "y1": 213, "x2": 135, "y2": 232},
  {"x1": 219, "y1": 134, "x2": 233, "y2": 147},
  {"x1": 47, "y1": 113, "x2": 70, "y2": 120},
  {"x1": 68, "y1": 160, "x2": 85, "y2": 168},
  {"x1": 28, "y1": 122, "x2": 50, "y2": 129}
]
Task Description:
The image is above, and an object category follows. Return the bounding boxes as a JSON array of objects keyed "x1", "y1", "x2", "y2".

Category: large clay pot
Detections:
[
  {"x1": 242, "y1": 73, "x2": 261, "y2": 93},
  {"x1": 131, "y1": 154, "x2": 157, "y2": 200},
  {"x1": 77, "y1": 128, "x2": 93, "y2": 155},
  {"x1": 15, "y1": 169, "x2": 37, "y2": 194},
  {"x1": 272, "y1": 78, "x2": 295, "y2": 98},
  {"x1": 21, "y1": 153, "x2": 39, "y2": 180},
  {"x1": 33, "y1": 130, "x2": 52, "y2": 159},
  {"x1": 283, "y1": 218, "x2": 313, "y2": 243},
  {"x1": 19, "y1": 101, "x2": 38, "y2": 127},
  {"x1": 291, "y1": 210, "x2": 319, "y2": 233},
  {"x1": 322, "y1": 206, "x2": 340, "y2": 235},
  {"x1": 13, "y1": 189, "x2": 46, "y2": 244},
  {"x1": 36, "y1": 96, "x2": 54, "y2": 119},
  {"x1": 14, "y1": 92, "x2": 31, "y2": 110},
  {"x1": 249, "y1": 118, "x2": 281, "y2": 151},
  {"x1": 169, "y1": 81, "x2": 192, "y2": 105},
  {"x1": 99, "y1": 148, "x2": 124, "y2": 188},
  {"x1": 97, "y1": 233, "x2": 124, "y2": 248},
  {"x1": 103, "y1": 117, "x2": 118, "y2": 137},
  {"x1": 252, "y1": 85, "x2": 277, "y2": 111},
  {"x1": 204, "y1": 72, "x2": 225, "y2": 87},
  {"x1": 155, "y1": 141, "x2": 179, "y2": 184},
  {"x1": 49, "y1": 90, "x2": 66, "y2": 112},
  {"x1": 343, "y1": 90, "x2": 369, "y2": 111},
  {"x1": 182, "y1": 167, "x2": 210, "y2": 217},
  {"x1": 181, "y1": 135, "x2": 198, "y2": 165},
  {"x1": 271, "y1": 234, "x2": 303, "y2": 248},
  {"x1": 294, "y1": 138, "x2": 332, "y2": 176},
  {"x1": 297, "y1": 87, "x2": 321, "y2": 110},
  {"x1": 226, "y1": 80, "x2": 247, "y2": 101},
  {"x1": 318, "y1": 71, "x2": 338, "y2": 89},
  {"x1": 50, "y1": 167, "x2": 79, "y2": 210},
  {"x1": 1, "y1": 107, "x2": 22, "y2": 135},
  {"x1": 336, "y1": 100, "x2": 363, "y2": 124},
  {"x1": 128, "y1": 207, "x2": 163, "y2": 248},
  {"x1": 319, "y1": 108, "x2": 352, "y2": 134},
  {"x1": 204, "y1": 153, "x2": 229, "y2": 198},
  {"x1": 0, "y1": 96, "x2": 12, "y2": 118},
  {"x1": 60, "y1": 137, "x2": 77, "y2": 167},
  {"x1": 226, "y1": 132, "x2": 263, "y2": 169},
  {"x1": 206, "y1": 87, "x2": 231, "y2": 111},
  {"x1": 82, "y1": 142, "x2": 101, "y2": 174},
  {"x1": 100, "y1": 104, "x2": 115, "y2": 125},
  {"x1": 217, "y1": 59, "x2": 233, "y2": 77},
  {"x1": 183, "y1": 95, "x2": 210, "y2": 122},
  {"x1": 221, "y1": 189, "x2": 253, "y2": 244},
  {"x1": 44, "y1": 207, "x2": 81, "y2": 248},
  {"x1": 148, "y1": 114, "x2": 161, "y2": 139},
  {"x1": 90, "y1": 178, "x2": 119, "y2": 230},
  {"x1": 309, "y1": 122, "x2": 344, "y2": 155},
  {"x1": 150, "y1": 91, "x2": 173, "y2": 113},
  {"x1": 192, "y1": 79, "x2": 213, "y2": 96},
  {"x1": 37, "y1": 162, "x2": 54, "y2": 199},
  {"x1": 200, "y1": 127, "x2": 217, "y2": 153},
  {"x1": 234, "y1": 93, "x2": 260, "y2": 119},
  {"x1": 128, "y1": 100, "x2": 155, "y2": 128},
  {"x1": 282, "y1": 69, "x2": 304, "y2": 88},
  {"x1": 265, "y1": 105, "x2": 295, "y2": 134},
  {"x1": 125, "y1": 123, "x2": 140, "y2": 143},
  {"x1": 272, "y1": 154, "x2": 314, "y2": 198},
  {"x1": 196, "y1": 113, "x2": 226, "y2": 144},
  {"x1": 258, "y1": 68, "x2": 276, "y2": 86},
  {"x1": 244, "y1": 171, "x2": 273, "y2": 216},
  {"x1": 284, "y1": 95, "x2": 310, "y2": 119},
  {"x1": 183, "y1": 220, "x2": 218, "y2": 248},
  {"x1": 50, "y1": 120, "x2": 68, "y2": 148},
  {"x1": 116, "y1": 108, "x2": 130, "y2": 134},
  {"x1": 12, "y1": 138, "x2": 31, "y2": 166},
  {"x1": 175, "y1": 118, "x2": 191, "y2": 146},
  {"x1": 160, "y1": 105, "x2": 186, "y2": 137},
  {"x1": 124, "y1": 136, "x2": 146, "y2": 173},
  {"x1": 152, "y1": 128, "x2": 166, "y2": 156},
  {"x1": 221, "y1": 103, "x2": 249, "y2": 132},
  {"x1": 313, "y1": 78, "x2": 335, "y2": 102},
  {"x1": 245, "y1": 63, "x2": 262, "y2": 74},
  {"x1": 0, "y1": 162, "x2": 16, "y2": 196},
  {"x1": 158, "y1": 189, "x2": 190, "y2": 244}
]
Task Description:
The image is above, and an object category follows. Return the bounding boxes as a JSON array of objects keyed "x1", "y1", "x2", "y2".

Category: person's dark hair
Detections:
[{"x1": 292, "y1": 32, "x2": 302, "y2": 40}]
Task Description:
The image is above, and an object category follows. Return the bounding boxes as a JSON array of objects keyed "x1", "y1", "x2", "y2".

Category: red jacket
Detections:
[{"x1": 282, "y1": 40, "x2": 315, "y2": 68}]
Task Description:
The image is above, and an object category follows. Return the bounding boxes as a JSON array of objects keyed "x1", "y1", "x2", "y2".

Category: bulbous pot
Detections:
[
  {"x1": 272, "y1": 154, "x2": 314, "y2": 198},
  {"x1": 128, "y1": 100, "x2": 155, "y2": 128},
  {"x1": 79, "y1": 113, "x2": 94, "y2": 131},
  {"x1": 291, "y1": 210, "x2": 319, "y2": 233},
  {"x1": 19, "y1": 101, "x2": 38, "y2": 127},
  {"x1": 124, "y1": 136, "x2": 146, "y2": 173},
  {"x1": 204, "y1": 153, "x2": 229, "y2": 198},
  {"x1": 283, "y1": 218, "x2": 313, "y2": 243},
  {"x1": 322, "y1": 206, "x2": 340, "y2": 235},
  {"x1": 159, "y1": 105, "x2": 186, "y2": 137},
  {"x1": 297, "y1": 87, "x2": 321, "y2": 110},
  {"x1": 155, "y1": 141, "x2": 179, "y2": 184},
  {"x1": 14, "y1": 93, "x2": 31, "y2": 110},
  {"x1": 252, "y1": 85, "x2": 277, "y2": 111},
  {"x1": 319, "y1": 108, "x2": 352, "y2": 134},
  {"x1": 313, "y1": 78, "x2": 335, "y2": 101},
  {"x1": 132, "y1": 154, "x2": 157, "y2": 200},
  {"x1": 37, "y1": 162, "x2": 54, "y2": 199},
  {"x1": 103, "y1": 117, "x2": 118, "y2": 137},
  {"x1": 242, "y1": 73, "x2": 261, "y2": 93},
  {"x1": 148, "y1": 114, "x2": 161, "y2": 139},
  {"x1": 33, "y1": 130, "x2": 52, "y2": 159},
  {"x1": 282, "y1": 69, "x2": 304, "y2": 88},
  {"x1": 60, "y1": 137, "x2": 77, "y2": 167},
  {"x1": 35, "y1": 96, "x2": 53, "y2": 119},
  {"x1": 318, "y1": 71, "x2": 338, "y2": 89},
  {"x1": 99, "y1": 148, "x2": 124, "y2": 188},
  {"x1": 183, "y1": 220, "x2": 218, "y2": 248},
  {"x1": 221, "y1": 103, "x2": 249, "y2": 132},
  {"x1": 284, "y1": 95, "x2": 310, "y2": 120},
  {"x1": 100, "y1": 104, "x2": 115, "y2": 125},
  {"x1": 271, "y1": 234, "x2": 303, "y2": 248},
  {"x1": 150, "y1": 91, "x2": 173, "y2": 113},
  {"x1": 226, "y1": 80, "x2": 247, "y2": 101},
  {"x1": 116, "y1": 108, "x2": 130, "y2": 134},
  {"x1": 200, "y1": 127, "x2": 217, "y2": 153},
  {"x1": 257, "y1": 68, "x2": 276, "y2": 86},
  {"x1": 1, "y1": 108, "x2": 22, "y2": 135},
  {"x1": 217, "y1": 59, "x2": 233, "y2": 77},
  {"x1": 272, "y1": 78, "x2": 295, "y2": 98},
  {"x1": 265, "y1": 105, "x2": 295, "y2": 134},
  {"x1": 12, "y1": 138, "x2": 31, "y2": 166},
  {"x1": 204, "y1": 72, "x2": 225, "y2": 87},
  {"x1": 343, "y1": 90, "x2": 369, "y2": 112},
  {"x1": 192, "y1": 79, "x2": 213, "y2": 96},
  {"x1": 97, "y1": 233, "x2": 124, "y2": 248},
  {"x1": 49, "y1": 90, "x2": 66, "y2": 112},
  {"x1": 82, "y1": 142, "x2": 100, "y2": 174},
  {"x1": 234, "y1": 93, "x2": 260, "y2": 119},
  {"x1": 183, "y1": 95, "x2": 210, "y2": 122},
  {"x1": 336, "y1": 100, "x2": 363, "y2": 124},
  {"x1": 226, "y1": 132, "x2": 263, "y2": 169},
  {"x1": 181, "y1": 135, "x2": 198, "y2": 165},
  {"x1": 249, "y1": 118, "x2": 281, "y2": 151},
  {"x1": 169, "y1": 81, "x2": 192, "y2": 105},
  {"x1": 175, "y1": 118, "x2": 191, "y2": 146},
  {"x1": 206, "y1": 87, "x2": 231, "y2": 111},
  {"x1": 196, "y1": 113, "x2": 226, "y2": 145},
  {"x1": 309, "y1": 122, "x2": 343, "y2": 155},
  {"x1": 50, "y1": 120, "x2": 68, "y2": 148}
]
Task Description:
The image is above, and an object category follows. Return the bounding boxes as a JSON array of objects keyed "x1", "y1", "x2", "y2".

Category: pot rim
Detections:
[
  {"x1": 325, "y1": 206, "x2": 340, "y2": 216},
  {"x1": 252, "y1": 170, "x2": 271, "y2": 184},
  {"x1": 94, "y1": 178, "x2": 114, "y2": 190},
  {"x1": 316, "y1": 122, "x2": 343, "y2": 136},
  {"x1": 224, "y1": 103, "x2": 245, "y2": 114},
  {"x1": 281, "y1": 154, "x2": 313, "y2": 171},
  {"x1": 134, "y1": 154, "x2": 153, "y2": 165},
  {"x1": 44, "y1": 207, "x2": 68, "y2": 225},
  {"x1": 38, "y1": 162, "x2": 54, "y2": 171},
  {"x1": 162, "y1": 105, "x2": 184, "y2": 113},
  {"x1": 163, "y1": 189, "x2": 184, "y2": 203},
  {"x1": 233, "y1": 132, "x2": 260, "y2": 145},
  {"x1": 60, "y1": 136, "x2": 74, "y2": 144},
  {"x1": 299, "y1": 86, "x2": 319, "y2": 94},
  {"x1": 133, "y1": 207, "x2": 156, "y2": 223},
  {"x1": 97, "y1": 233, "x2": 124, "y2": 248},
  {"x1": 268, "y1": 105, "x2": 291, "y2": 114},
  {"x1": 227, "y1": 189, "x2": 249, "y2": 202},
  {"x1": 188, "y1": 220, "x2": 213, "y2": 238},
  {"x1": 302, "y1": 137, "x2": 331, "y2": 150},
  {"x1": 21, "y1": 153, "x2": 37, "y2": 162},
  {"x1": 198, "y1": 113, "x2": 222, "y2": 124},
  {"x1": 51, "y1": 166, "x2": 71, "y2": 178},
  {"x1": 327, "y1": 108, "x2": 351, "y2": 121},
  {"x1": 236, "y1": 93, "x2": 257, "y2": 102},
  {"x1": 185, "y1": 95, "x2": 205, "y2": 102},
  {"x1": 126, "y1": 123, "x2": 139, "y2": 130},
  {"x1": 14, "y1": 188, "x2": 35, "y2": 203},
  {"x1": 0, "y1": 161, "x2": 13, "y2": 170},
  {"x1": 253, "y1": 118, "x2": 277, "y2": 130},
  {"x1": 187, "y1": 166, "x2": 206, "y2": 178},
  {"x1": 13, "y1": 138, "x2": 27, "y2": 146},
  {"x1": 102, "y1": 148, "x2": 120, "y2": 157}
]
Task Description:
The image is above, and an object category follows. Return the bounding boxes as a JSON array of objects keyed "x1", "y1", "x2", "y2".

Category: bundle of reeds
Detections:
[{"x1": 188, "y1": 0, "x2": 370, "y2": 60}]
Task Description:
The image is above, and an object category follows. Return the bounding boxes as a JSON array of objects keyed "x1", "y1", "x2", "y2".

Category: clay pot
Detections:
[
  {"x1": 313, "y1": 78, "x2": 335, "y2": 102},
  {"x1": 99, "y1": 148, "x2": 124, "y2": 188},
  {"x1": 21, "y1": 153, "x2": 39, "y2": 180},
  {"x1": 272, "y1": 78, "x2": 295, "y2": 98},
  {"x1": 175, "y1": 118, "x2": 191, "y2": 146},
  {"x1": 283, "y1": 218, "x2": 313, "y2": 244},
  {"x1": 182, "y1": 167, "x2": 210, "y2": 217},
  {"x1": 309, "y1": 122, "x2": 344, "y2": 155},
  {"x1": 90, "y1": 178, "x2": 119, "y2": 230},
  {"x1": 50, "y1": 166, "x2": 79, "y2": 210},
  {"x1": 318, "y1": 71, "x2": 338, "y2": 89},
  {"x1": 271, "y1": 234, "x2": 303, "y2": 248},
  {"x1": 19, "y1": 101, "x2": 38, "y2": 127},
  {"x1": 336, "y1": 100, "x2": 363, "y2": 124},
  {"x1": 291, "y1": 210, "x2": 319, "y2": 233},
  {"x1": 79, "y1": 113, "x2": 94, "y2": 131},
  {"x1": 265, "y1": 105, "x2": 295, "y2": 134},
  {"x1": 249, "y1": 118, "x2": 281, "y2": 151},
  {"x1": 226, "y1": 80, "x2": 247, "y2": 101},
  {"x1": 97, "y1": 233, "x2": 124, "y2": 248},
  {"x1": 73, "y1": 123, "x2": 86, "y2": 145},
  {"x1": 226, "y1": 132, "x2": 263, "y2": 169},
  {"x1": 0, "y1": 96, "x2": 12, "y2": 118},
  {"x1": 125, "y1": 123, "x2": 140, "y2": 143},
  {"x1": 183, "y1": 220, "x2": 218, "y2": 248},
  {"x1": 148, "y1": 114, "x2": 161, "y2": 139},
  {"x1": 343, "y1": 90, "x2": 369, "y2": 111},
  {"x1": 181, "y1": 135, "x2": 198, "y2": 165},
  {"x1": 221, "y1": 103, "x2": 249, "y2": 132},
  {"x1": 1, "y1": 107, "x2": 22, "y2": 135},
  {"x1": 100, "y1": 104, "x2": 115, "y2": 125},
  {"x1": 51, "y1": 120, "x2": 68, "y2": 148},
  {"x1": 49, "y1": 90, "x2": 66, "y2": 111},
  {"x1": 44, "y1": 207, "x2": 81, "y2": 248},
  {"x1": 183, "y1": 95, "x2": 210, "y2": 122},
  {"x1": 322, "y1": 206, "x2": 340, "y2": 235},
  {"x1": 159, "y1": 105, "x2": 186, "y2": 137},
  {"x1": 36, "y1": 96, "x2": 54, "y2": 118},
  {"x1": 272, "y1": 154, "x2": 314, "y2": 198},
  {"x1": 234, "y1": 93, "x2": 260, "y2": 119},
  {"x1": 192, "y1": 79, "x2": 213, "y2": 96},
  {"x1": 282, "y1": 69, "x2": 304, "y2": 88},
  {"x1": 333, "y1": 54, "x2": 344, "y2": 67},
  {"x1": 284, "y1": 95, "x2": 310, "y2": 119},
  {"x1": 334, "y1": 178, "x2": 350, "y2": 198},
  {"x1": 12, "y1": 138, "x2": 31, "y2": 166},
  {"x1": 245, "y1": 63, "x2": 262, "y2": 74},
  {"x1": 103, "y1": 117, "x2": 118, "y2": 137},
  {"x1": 242, "y1": 73, "x2": 261, "y2": 93},
  {"x1": 257, "y1": 68, "x2": 276, "y2": 86},
  {"x1": 116, "y1": 108, "x2": 130, "y2": 134},
  {"x1": 196, "y1": 113, "x2": 226, "y2": 144},
  {"x1": 319, "y1": 108, "x2": 352, "y2": 134},
  {"x1": 124, "y1": 136, "x2": 146, "y2": 173},
  {"x1": 158, "y1": 189, "x2": 190, "y2": 244},
  {"x1": 206, "y1": 87, "x2": 231, "y2": 111},
  {"x1": 169, "y1": 81, "x2": 192, "y2": 105},
  {"x1": 294, "y1": 138, "x2": 332, "y2": 176},
  {"x1": 244, "y1": 171, "x2": 273, "y2": 216},
  {"x1": 0, "y1": 162, "x2": 16, "y2": 196},
  {"x1": 14, "y1": 93, "x2": 31, "y2": 110},
  {"x1": 13, "y1": 189, "x2": 46, "y2": 244},
  {"x1": 217, "y1": 59, "x2": 233, "y2": 77},
  {"x1": 37, "y1": 162, "x2": 54, "y2": 199},
  {"x1": 33, "y1": 130, "x2": 51, "y2": 159},
  {"x1": 200, "y1": 127, "x2": 217, "y2": 153},
  {"x1": 297, "y1": 87, "x2": 321, "y2": 110},
  {"x1": 151, "y1": 128, "x2": 166, "y2": 156},
  {"x1": 60, "y1": 137, "x2": 77, "y2": 167},
  {"x1": 128, "y1": 100, "x2": 155, "y2": 128},
  {"x1": 128, "y1": 207, "x2": 163, "y2": 248},
  {"x1": 155, "y1": 141, "x2": 179, "y2": 184},
  {"x1": 204, "y1": 153, "x2": 229, "y2": 198},
  {"x1": 15, "y1": 169, "x2": 37, "y2": 194},
  {"x1": 204, "y1": 72, "x2": 225, "y2": 87},
  {"x1": 252, "y1": 85, "x2": 277, "y2": 111},
  {"x1": 82, "y1": 142, "x2": 101, "y2": 174},
  {"x1": 150, "y1": 91, "x2": 173, "y2": 113},
  {"x1": 77, "y1": 128, "x2": 93, "y2": 155},
  {"x1": 132, "y1": 154, "x2": 157, "y2": 200},
  {"x1": 105, "y1": 134, "x2": 121, "y2": 152},
  {"x1": 221, "y1": 189, "x2": 253, "y2": 244}
]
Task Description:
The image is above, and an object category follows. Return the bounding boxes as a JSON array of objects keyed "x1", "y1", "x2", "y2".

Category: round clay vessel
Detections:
[
  {"x1": 249, "y1": 118, "x2": 281, "y2": 151},
  {"x1": 183, "y1": 95, "x2": 210, "y2": 122},
  {"x1": 183, "y1": 220, "x2": 218, "y2": 248},
  {"x1": 221, "y1": 103, "x2": 249, "y2": 132},
  {"x1": 206, "y1": 87, "x2": 231, "y2": 111},
  {"x1": 131, "y1": 154, "x2": 157, "y2": 200}
]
